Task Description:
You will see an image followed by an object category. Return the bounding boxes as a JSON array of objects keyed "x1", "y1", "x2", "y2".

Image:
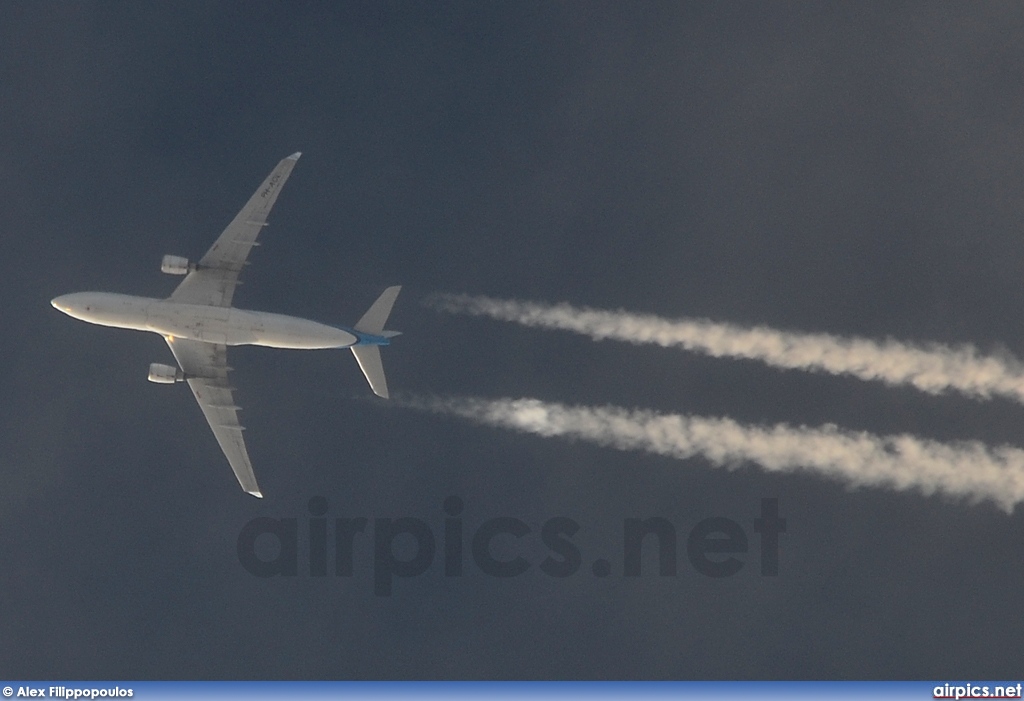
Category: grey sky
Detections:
[{"x1": 2, "y1": 1, "x2": 1024, "y2": 679}]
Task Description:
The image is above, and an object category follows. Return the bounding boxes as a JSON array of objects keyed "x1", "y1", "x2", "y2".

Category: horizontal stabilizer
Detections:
[
  {"x1": 355, "y1": 286, "x2": 401, "y2": 334},
  {"x1": 351, "y1": 346, "x2": 388, "y2": 398}
]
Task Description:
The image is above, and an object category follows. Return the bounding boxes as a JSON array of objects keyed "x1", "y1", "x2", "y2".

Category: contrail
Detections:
[
  {"x1": 397, "y1": 395, "x2": 1024, "y2": 512},
  {"x1": 426, "y1": 294, "x2": 1024, "y2": 404}
]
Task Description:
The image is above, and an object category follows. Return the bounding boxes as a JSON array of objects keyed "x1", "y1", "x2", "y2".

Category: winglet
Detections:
[
  {"x1": 248, "y1": 490, "x2": 264, "y2": 499},
  {"x1": 288, "y1": 152, "x2": 302, "y2": 161}
]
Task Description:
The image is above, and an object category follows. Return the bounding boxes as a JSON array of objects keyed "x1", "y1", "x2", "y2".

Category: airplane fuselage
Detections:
[
  {"x1": 50, "y1": 153, "x2": 401, "y2": 498},
  {"x1": 51, "y1": 292, "x2": 360, "y2": 349}
]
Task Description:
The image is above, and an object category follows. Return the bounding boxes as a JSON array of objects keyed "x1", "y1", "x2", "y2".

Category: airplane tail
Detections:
[{"x1": 350, "y1": 286, "x2": 401, "y2": 398}]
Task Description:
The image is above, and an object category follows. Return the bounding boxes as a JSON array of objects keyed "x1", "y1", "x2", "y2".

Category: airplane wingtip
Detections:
[
  {"x1": 249, "y1": 490, "x2": 264, "y2": 499},
  {"x1": 287, "y1": 151, "x2": 302, "y2": 161}
]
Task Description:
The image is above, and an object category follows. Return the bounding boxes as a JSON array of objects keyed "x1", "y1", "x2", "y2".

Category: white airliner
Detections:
[{"x1": 51, "y1": 153, "x2": 400, "y2": 498}]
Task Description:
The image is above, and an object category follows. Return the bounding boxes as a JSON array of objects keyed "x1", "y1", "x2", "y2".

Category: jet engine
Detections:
[
  {"x1": 160, "y1": 255, "x2": 193, "y2": 275},
  {"x1": 148, "y1": 363, "x2": 184, "y2": 384}
]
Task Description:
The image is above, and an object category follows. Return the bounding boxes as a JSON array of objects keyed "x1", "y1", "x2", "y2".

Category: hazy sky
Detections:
[{"x1": 3, "y1": 1, "x2": 1024, "y2": 679}]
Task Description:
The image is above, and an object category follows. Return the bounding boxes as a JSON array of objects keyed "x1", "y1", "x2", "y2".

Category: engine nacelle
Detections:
[
  {"x1": 161, "y1": 255, "x2": 193, "y2": 275},
  {"x1": 148, "y1": 363, "x2": 184, "y2": 384}
]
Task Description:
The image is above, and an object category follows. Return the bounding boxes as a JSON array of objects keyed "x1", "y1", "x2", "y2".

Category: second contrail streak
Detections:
[
  {"x1": 398, "y1": 395, "x2": 1024, "y2": 512},
  {"x1": 426, "y1": 294, "x2": 1024, "y2": 404}
]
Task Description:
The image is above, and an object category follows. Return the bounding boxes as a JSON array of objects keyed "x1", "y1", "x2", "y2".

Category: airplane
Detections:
[{"x1": 50, "y1": 153, "x2": 400, "y2": 498}]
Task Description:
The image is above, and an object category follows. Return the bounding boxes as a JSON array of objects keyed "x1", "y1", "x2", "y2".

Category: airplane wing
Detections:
[
  {"x1": 169, "y1": 152, "x2": 302, "y2": 308},
  {"x1": 165, "y1": 336, "x2": 262, "y2": 498}
]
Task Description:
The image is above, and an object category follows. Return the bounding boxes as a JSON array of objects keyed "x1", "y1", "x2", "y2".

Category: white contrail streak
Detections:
[
  {"x1": 398, "y1": 395, "x2": 1024, "y2": 512},
  {"x1": 426, "y1": 294, "x2": 1024, "y2": 404}
]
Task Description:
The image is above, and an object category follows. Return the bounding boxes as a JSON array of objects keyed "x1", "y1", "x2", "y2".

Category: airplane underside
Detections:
[{"x1": 51, "y1": 152, "x2": 401, "y2": 497}]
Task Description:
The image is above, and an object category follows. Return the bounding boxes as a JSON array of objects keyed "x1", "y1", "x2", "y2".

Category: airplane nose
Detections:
[{"x1": 51, "y1": 295, "x2": 70, "y2": 312}]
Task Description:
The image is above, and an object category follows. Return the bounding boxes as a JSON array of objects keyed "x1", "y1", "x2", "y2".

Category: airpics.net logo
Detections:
[{"x1": 236, "y1": 497, "x2": 786, "y2": 596}]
